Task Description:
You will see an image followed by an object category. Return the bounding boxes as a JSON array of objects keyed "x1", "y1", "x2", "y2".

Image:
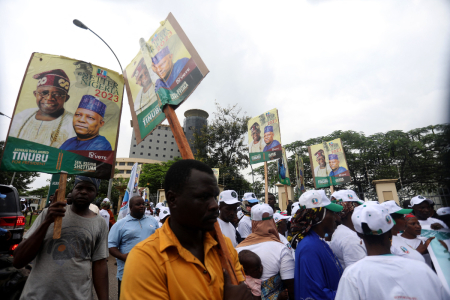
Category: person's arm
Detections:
[
  {"x1": 109, "y1": 247, "x2": 128, "y2": 262},
  {"x1": 281, "y1": 279, "x2": 294, "y2": 299},
  {"x1": 13, "y1": 200, "x2": 66, "y2": 269},
  {"x1": 279, "y1": 246, "x2": 295, "y2": 299},
  {"x1": 108, "y1": 221, "x2": 128, "y2": 261},
  {"x1": 93, "y1": 258, "x2": 108, "y2": 300}
]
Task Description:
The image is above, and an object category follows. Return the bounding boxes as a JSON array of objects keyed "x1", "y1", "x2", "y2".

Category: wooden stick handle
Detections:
[
  {"x1": 214, "y1": 222, "x2": 239, "y2": 285},
  {"x1": 53, "y1": 172, "x2": 68, "y2": 239},
  {"x1": 264, "y1": 162, "x2": 269, "y2": 204}
]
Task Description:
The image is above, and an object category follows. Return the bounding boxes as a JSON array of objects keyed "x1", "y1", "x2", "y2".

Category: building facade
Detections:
[
  {"x1": 129, "y1": 124, "x2": 181, "y2": 162},
  {"x1": 115, "y1": 157, "x2": 161, "y2": 179},
  {"x1": 183, "y1": 109, "x2": 209, "y2": 156}
]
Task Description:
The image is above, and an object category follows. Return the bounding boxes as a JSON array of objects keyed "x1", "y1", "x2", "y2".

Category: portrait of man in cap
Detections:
[
  {"x1": 132, "y1": 58, "x2": 158, "y2": 115},
  {"x1": 10, "y1": 69, "x2": 76, "y2": 148},
  {"x1": 73, "y1": 61, "x2": 94, "y2": 88},
  {"x1": 59, "y1": 95, "x2": 112, "y2": 151},
  {"x1": 314, "y1": 149, "x2": 332, "y2": 177},
  {"x1": 262, "y1": 125, "x2": 281, "y2": 152},
  {"x1": 249, "y1": 122, "x2": 264, "y2": 153},
  {"x1": 152, "y1": 46, "x2": 189, "y2": 92},
  {"x1": 328, "y1": 154, "x2": 347, "y2": 176}
]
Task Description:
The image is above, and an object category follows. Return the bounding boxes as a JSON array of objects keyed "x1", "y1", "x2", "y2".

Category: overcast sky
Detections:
[{"x1": 1, "y1": 0, "x2": 449, "y2": 190}]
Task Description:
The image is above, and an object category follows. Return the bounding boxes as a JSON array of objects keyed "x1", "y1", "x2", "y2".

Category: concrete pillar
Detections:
[
  {"x1": 372, "y1": 179, "x2": 399, "y2": 204},
  {"x1": 275, "y1": 183, "x2": 293, "y2": 211}
]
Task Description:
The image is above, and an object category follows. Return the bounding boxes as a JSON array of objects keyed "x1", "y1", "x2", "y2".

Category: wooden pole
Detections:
[
  {"x1": 163, "y1": 105, "x2": 238, "y2": 284},
  {"x1": 264, "y1": 162, "x2": 269, "y2": 204},
  {"x1": 53, "y1": 171, "x2": 68, "y2": 239},
  {"x1": 284, "y1": 185, "x2": 289, "y2": 209}
]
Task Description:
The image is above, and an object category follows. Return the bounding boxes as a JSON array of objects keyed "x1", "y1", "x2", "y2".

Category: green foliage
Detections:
[
  {"x1": 0, "y1": 140, "x2": 39, "y2": 194},
  {"x1": 284, "y1": 124, "x2": 450, "y2": 198},
  {"x1": 26, "y1": 185, "x2": 49, "y2": 198},
  {"x1": 139, "y1": 157, "x2": 182, "y2": 193},
  {"x1": 192, "y1": 102, "x2": 252, "y2": 191}
]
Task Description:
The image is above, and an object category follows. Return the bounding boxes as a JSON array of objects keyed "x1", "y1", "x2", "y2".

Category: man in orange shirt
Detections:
[{"x1": 121, "y1": 160, "x2": 252, "y2": 299}]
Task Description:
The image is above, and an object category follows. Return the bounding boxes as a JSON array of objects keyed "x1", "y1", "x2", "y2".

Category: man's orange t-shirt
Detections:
[{"x1": 121, "y1": 219, "x2": 245, "y2": 299}]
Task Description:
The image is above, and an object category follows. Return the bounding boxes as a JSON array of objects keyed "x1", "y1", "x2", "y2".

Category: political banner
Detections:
[
  {"x1": 248, "y1": 108, "x2": 282, "y2": 164},
  {"x1": 213, "y1": 168, "x2": 220, "y2": 184},
  {"x1": 118, "y1": 163, "x2": 141, "y2": 220},
  {"x1": 46, "y1": 174, "x2": 61, "y2": 206},
  {"x1": 125, "y1": 13, "x2": 209, "y2": 144},
  {"x1": 308, "y1": 138, "x2": 351, "y2": 188},
  {"x1": 0, "y1": 53, "x2": 124, "y2": 180},
  {"x1": 143, "y1": 187, "x2": 149, "y2": 203},
  {"x1": 294, "y1": 154, "x2": 306, "y2": 195},
  {"x1": 277, "y1": 148, "x2": 291, "y2": 186},
  {"x1": 421, "y1": 228, "x2": 450, "y2": 294}
]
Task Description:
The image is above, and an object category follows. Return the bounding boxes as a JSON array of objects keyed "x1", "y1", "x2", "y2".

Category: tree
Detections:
[
  {"x1": 26, "y1": 185, "x2": 49, "y2": 198},
  {"x1": 0, "y1": 140, "x2": 39, "y2": 194},
  {"x1": 192, "y1": 102, "x2": 252, "y2": 192},
  {"x1": 139, "y1": 158, "x2": 182, "y2": 193}
]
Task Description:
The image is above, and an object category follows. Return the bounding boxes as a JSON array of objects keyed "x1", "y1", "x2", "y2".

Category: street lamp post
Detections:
[{"x1": 73, "y1": 19, "x2": 124, "y2": 199}]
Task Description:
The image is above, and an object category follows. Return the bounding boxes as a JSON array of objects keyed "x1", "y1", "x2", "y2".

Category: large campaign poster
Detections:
[
  {"x1": 308, "y1": 138, "x2": 351, "y2": 188},
  {"x1": 277, "y1": 148, "x2": 291, "y2": 186},
  {"x1": 248, "y1": 108, "x2": 282, "y2": 164},
  {"x1": 294, "y1": 154, "x2": 306, "y2": 195},
  {"x1": 0, "y1": 53, "x2": 124, "y2": 179},
  {"x1": 125, "y1": 13, "x2": 209, "y2": 144}
]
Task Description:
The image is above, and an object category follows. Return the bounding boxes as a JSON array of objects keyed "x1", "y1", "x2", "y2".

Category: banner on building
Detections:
[
  {"x1": 294, "y1": 154, "x2": 306, "y2": 195},
  {"x1": 248, "y1": 108, "x2": 282, "y2": 164},
  {"x1": 118, "y1": 163, "x2": 141, "y2": 220},
  {"x1": 46, "y1": 174, "x2": 61, "y2": 206},
  {"x1": 125, "y1": 13, "x2": 209, "y2": 144},
  {"x1": 277, "y1": 148, "x2": 291, "y2": 186},
  {"x1": 0, "y1": 53, "x2": 124, "y2": 179},
  {"x1": 308, "y1": 138, "x2": 351, "y2": 188},
  {"x1": 212, "y1": 168, "x2": 220, "y2": 184}
]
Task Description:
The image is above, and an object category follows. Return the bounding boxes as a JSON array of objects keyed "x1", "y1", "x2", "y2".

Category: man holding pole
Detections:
[
  {"x1": 121, "y1": 159, "x2": 252, "y2": 299},
  {"x1": 13, "y1": 176, "x2": 109, "y2": 300}
]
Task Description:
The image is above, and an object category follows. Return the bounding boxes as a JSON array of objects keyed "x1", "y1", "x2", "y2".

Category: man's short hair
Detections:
[
  {"x1": 268, "y1": 193, "x2": 276, "y2": 199},
  {"x1": 129, "y1": 196, "x2": 142, "y2": 208},
  {"x1": 164, "y1": 159, "x2": 214, "y2": 194}
]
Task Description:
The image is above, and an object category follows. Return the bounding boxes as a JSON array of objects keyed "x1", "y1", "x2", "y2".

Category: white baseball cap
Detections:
[
  {"x1": 158, "y1": 207, "x2": 170, "y2": 219},
  {"x1": 156, "y1": 203, "x2": 165, "y2": 209},
  {"x1": 352, "y1": 203, "x2": 394, "y2": 235},
  {"x1": 242, "y1": 192, "x2": 259, "y2": 204},
  {"x1": 291, "y1": 202, "x2": 300, "y2": 216},
  {"x1": 273, "y1": 213, "x2": 289, "y2": 224},
  {"x1": 251, "y1": 203, "x2": 274, "y2": 221},
  {"x1": 410, "y1": 195, "x2": 433, "y2": 207},
  {"x1": 332, "y1": 190, "x2": 363, "y2": 204},
  {"x1": 237, "y1": 211, "x2": 244, "y2": 220},
  {"x1": 437, "y1": 207, "x2": 450, "y2": 216},
  {"x1": 219, "y1": 190, "x2": 240, "y2": 205},
  {"x1": 299, "y1": 190, "x2": 343, "y2": 212},
  {"x1": 380, "y1": 200, "x2": 412, "y2": 215},
  {"x1": 20, "y1": 198, "x2": 26, "y2": 202},
  {"x1": 102, "y1": 198, "x2": 110, "y2": 203}
]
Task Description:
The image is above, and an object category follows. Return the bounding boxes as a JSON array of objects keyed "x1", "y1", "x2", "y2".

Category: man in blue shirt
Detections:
[
  {"x1": 262, "y1": 126, "x2": 281, "y2": 152},
  {"x1": 60, "y1": 95, "x2": 112, "y2": 151},
  {"x1": 328, "y1": 154, "x2": 348, "y2": 176},
  {"x1": 152, "y1": 46, "x2": 189, "y2": 92},
  {"x1": 108, "y1": 196, "x2": 159, "y2": 298}
]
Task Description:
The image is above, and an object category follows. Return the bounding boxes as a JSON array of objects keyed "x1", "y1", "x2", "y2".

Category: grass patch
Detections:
[{"x1": 25, "y1": 215, "x2": 38, "y2": 230}]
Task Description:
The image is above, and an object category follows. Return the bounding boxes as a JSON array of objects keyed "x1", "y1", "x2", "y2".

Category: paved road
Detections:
[{"x1": 93, "y1": 254, "x2": 119, "y2": 300}]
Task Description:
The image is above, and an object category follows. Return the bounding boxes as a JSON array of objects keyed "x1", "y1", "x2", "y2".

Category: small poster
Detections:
[
  {"x1": 294, "y1": 154, "x2": 306, "y2": 195},
  {"x1": 248, "y1": 108, "x2": 282, "y2": 164},
  {"x1": 278, "y1": 148, "x2": 291, "y2": 186},
  {"x1": 308, "y1": 138, "x2": 351, "y2": 188}
]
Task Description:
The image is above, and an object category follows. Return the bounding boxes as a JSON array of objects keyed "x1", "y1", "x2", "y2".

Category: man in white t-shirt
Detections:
[
  {"x1": 410, "y1": 195, "x2": 448, "y2": 230},
  {"x1": 218, "y1": 190, "x2": 240, "y2": 247},
  {"x1": 239, "y1": 193, "x2": 259, "y2": 239},
  {"x1": 99, "y1": 199, "x2": 110, "y2": 227},
  {"x1": 335, "y1": 203, "x2": 449, "y2": 300}
]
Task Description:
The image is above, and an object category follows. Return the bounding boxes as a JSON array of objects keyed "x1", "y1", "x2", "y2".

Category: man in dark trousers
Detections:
[{"x1": 13, "y1": 176, "x2": 109, "y2": 300}]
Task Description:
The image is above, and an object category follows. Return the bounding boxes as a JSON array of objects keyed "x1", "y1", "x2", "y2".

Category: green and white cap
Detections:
[
  {"x1": 158, "y1": 207, "x2": 170, "y2": 219},
  {"x1": 219, "y1": 190, "x2": 240, "y2": 205},
  {"x1": 251, "y1": 203, "x2": 274, "y2": 221},
  {"x1": 298, "y1": 190, "x2": 343, "y2": 212},
  {"x1": 380, "y1": 200, "x2": 412, "y2": 215},
  {"x1": 352, "y1": 203, "x2": 394, "y2": 235},
  {"x1": 410, "y1": 195, "x2": 433, "y2": 207},
  {"x1": 331, "y1": 190, "x2": 364, "y2": 204}
]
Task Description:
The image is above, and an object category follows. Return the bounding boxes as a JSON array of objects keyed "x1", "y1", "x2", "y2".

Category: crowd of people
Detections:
[{"x1": 11, "y1": 160, "x2": 450, "y2": 299}]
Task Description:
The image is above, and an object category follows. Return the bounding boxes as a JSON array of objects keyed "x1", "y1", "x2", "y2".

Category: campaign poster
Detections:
[
  {"x1": 46, "y1": 174, "x2": 60, "y2": 206},
  {"x1": 308, "y1": 138, "x2": 351, "y2": 188},
  {"x1": 294, "y1": 154, "x2": 306, "y2": 195},
  {"x1": 277, "y1": 148, "x2": 291, "y2": 186},
  {"x1": 248, "y1": 108, "x2": 282, "y2": 164},
  {"x1": 212, "y1": 168, "x2": 220, "y2": 184},
  {"x1": 0, "y1": 53, "x2": 124, "y2": 180},
  {"x1": 125, "y1": 13, "x2": 209, "y2": 144}
]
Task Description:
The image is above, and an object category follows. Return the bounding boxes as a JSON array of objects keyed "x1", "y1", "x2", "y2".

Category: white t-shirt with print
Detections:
[
  {"x1": 237, "y1": 241, "x2": 294, "y2": 281},
  {"x1": 238, "y1": 215, "x2": 252, "y2": 239},
  {"x1": 336, "y1": 255, "x2": 449, "y2": 300},
  {"x1": 218, "y1": 218, "x2": 237, "y2": 247},
  {"x1": 330, "y1": 224, "x2": 367, "y2": 269},
  {"x1": 419, "y1": 217, "x2": 449, "y2": 230},
  {"x1": 99, "y1": 209, "x2": 109, "y2": 227},
  {"x1": 391, "y1": 235, "x2": 425, "y2": 263},
  {"x1": 395, "y1": 234, "x2": 432, "y2": 267},
  {"x1": 278, "y1": 233, "x2": 295, "y2": 259}
]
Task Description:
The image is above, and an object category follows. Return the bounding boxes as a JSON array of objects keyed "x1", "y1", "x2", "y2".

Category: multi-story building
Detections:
[
  {"x1": 115, "y1": 157, "x2": 161, "y2": 179},
  {"x1": 129, "y1": 124, "x2": 181, "y2": 162}
]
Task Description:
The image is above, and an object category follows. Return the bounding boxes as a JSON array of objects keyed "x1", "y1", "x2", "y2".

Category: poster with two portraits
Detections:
[
  {"x1": 125, "y1": 13, "x2": 209, "y2": 144},
  {"x1": 308, "y1": 138, "x2": 351, "y2": 188},
  {"x1": 0, "y1": 53, "x2": 124, "y2": 179}
]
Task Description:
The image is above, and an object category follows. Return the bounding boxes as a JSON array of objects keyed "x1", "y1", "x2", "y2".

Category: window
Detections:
[
  {"x1": 133, "y1": 145, "x2": 136, "y2": 147},
  {"x1": 171, "y1": 149, "x2": 173, "y2": 152},
  {"x1": 158, "y1": 134, "x2": 160, "y2": 136},
  {"x1": 148, "y1": 146, "x2": 151, "y2": 149},
  {"x1": 156, "y1": 154, "x2": 158, "y2": 157},
  {"x1": 118, "y1": 170, "x2": 124, "y2": 174},
  {"x1": 165, "y1": 134, "x2": 167, "y2": 137},
  {"x1": 141, "y1": 145, "x2": 144, "y2": 148},
  {"x1": 140, "y1": 152, "x2": 143, "y2": 155},
  {"x1": 132, "y1": 152, "x2": 135, "y2": 154},
  {"x1": 170, "y1": 155, "x2": 173, "y2": 158},
  {"x1": 119, "y1": 162, "x2": 125, "y2": 166},
  {"x1": 171, "y1": 142, "x2": 174, "y2": 144},
  {"x1": 156, "y1": 147, "x2": 159, "y2": 150},
  {"x1": 164, "y1": 141, "x2": 167, "y2": 144},
  {"x1": 163, "y1": 155, "x2": 166, "y2": 158},
  {"x1": 148, "y1": 153, "x2": 151, "y2": 156},
  {"x1": 163, "y1": 148, "x2": 166, "y2": 151},
  {"x1": 178, "y1": 150, "x2": 180, "y2": 152},
  {"x1": 151, "y1": 133, "x2": 153, "y2": 135},
  {"x1": 165, "y1": 127, "x2": 168, "y2": 131},
  {"x1": 172, "y1": 135, "x2": 174, "y2": 138},
  {"x1": 158, "y1": 126, "x2": 161, "y2": 129},
  {"x1": 126, "y1": 170, "x2": 131, "y2": 174},
  {"x1": 150, "y1": 139, "x2": 152, "y2": 142},
  {"x1": 127, "y1": 162, "x2": 134, "y2": 166},
  {"x1": 157, "y1": 140, "x2": 159, "y2": 143}
]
